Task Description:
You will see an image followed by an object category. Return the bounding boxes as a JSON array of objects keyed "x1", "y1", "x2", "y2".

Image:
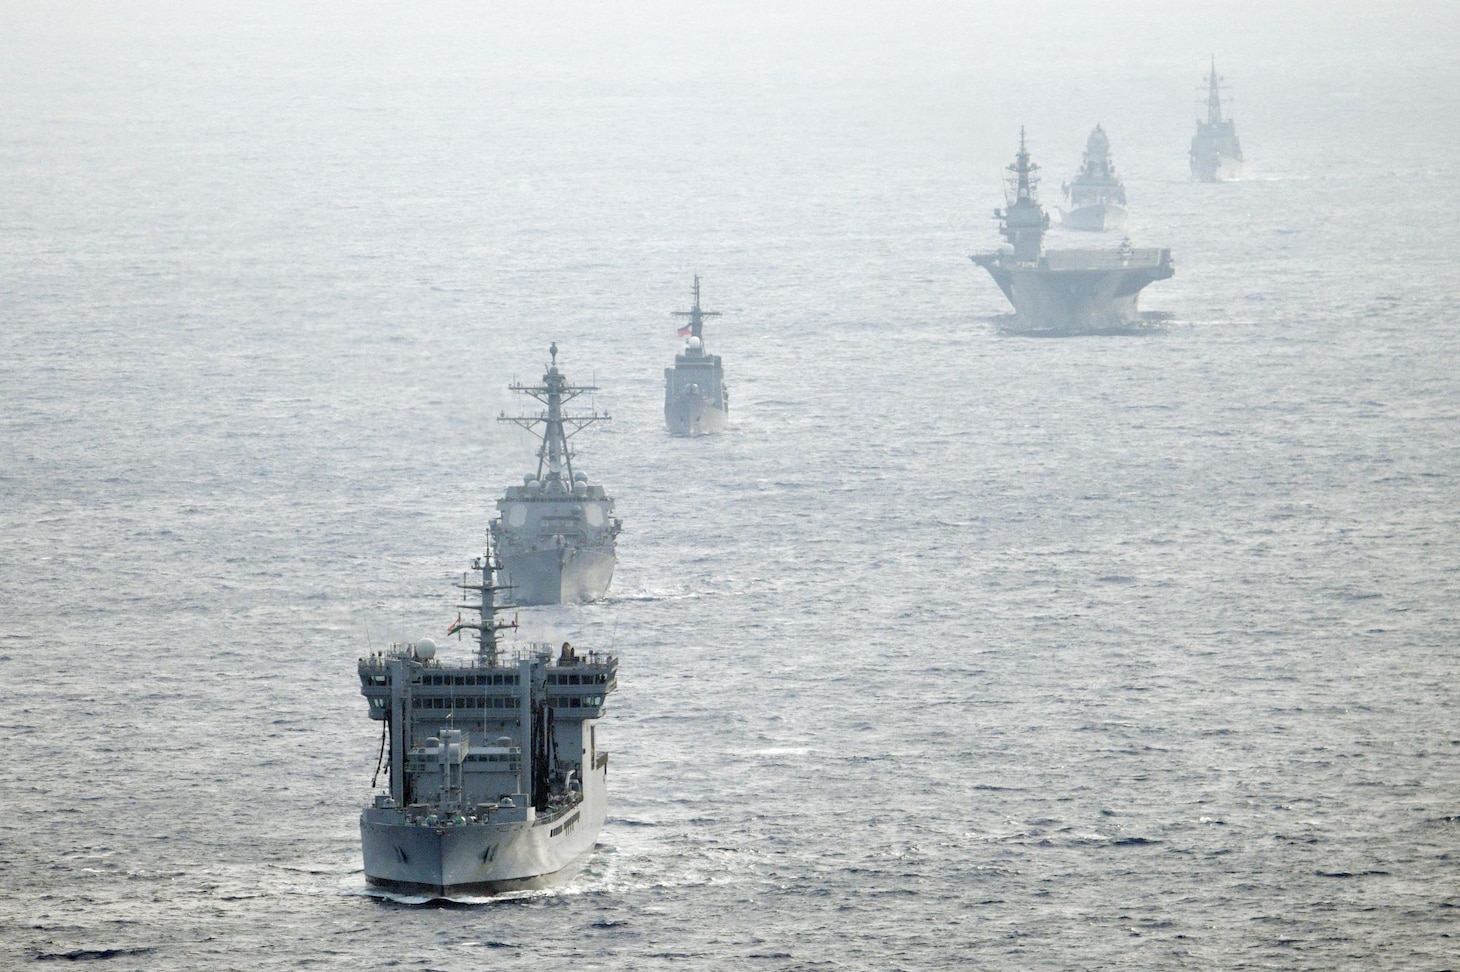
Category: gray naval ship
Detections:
[
  {"x1": 664, "y1": 276, "x2": 728, "y2": 436},
  {"x1": 1060, "y1": 125, "x2": 1128, "y2": 231},
  {"x1": 492, "y1": 344, "x2": 621, "y2": 605},
  {"x1": 970, "y1": 129, "x2": 1174, "y2": 335},
  {"x1": 357, "y1": 539, "x2": 618, "y2": 896},
  {"x1": 1190, "y1": 56, "x2": 1243, "y2": 181}
]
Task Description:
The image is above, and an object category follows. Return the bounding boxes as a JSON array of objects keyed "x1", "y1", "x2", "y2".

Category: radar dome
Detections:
[
  {"x1": 416, "y1": 639, "x2": 437, "y2": 660},
  {"x1": 573, "y1": 471, "x2": 588, "y2": 483},
  {"x1": 687, "y1": 336, "x2": 703, "y2": 351}
]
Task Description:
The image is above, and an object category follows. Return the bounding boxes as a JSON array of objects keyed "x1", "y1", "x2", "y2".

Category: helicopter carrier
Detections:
[
  {"x1": 357, "y1": 540, "x2": 618, "y2": 896},
  {"x1": 492, "y1": 344, "x2": 621, "y2": 605},
  {"x1": 664, "y1": 276, "x2": 729, "y2": 436},
  {"x1": 1190, "y1": 56, "x2": 1243, "y2": 181},
  {"x1": 1060, "y1": 125, "x2": 1128, "y2": 231},
  {"x1": 971, "y1": 129, "x2": 1174, "y2": 335}
]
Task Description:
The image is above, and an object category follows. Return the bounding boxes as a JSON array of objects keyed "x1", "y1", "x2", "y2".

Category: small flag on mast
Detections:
[
  {"x1": 677, "y1": 323, "x2": 692, "y2": 337},
  {"x1": 446, "y1": 612, "x2": 465, "y2": 636}
]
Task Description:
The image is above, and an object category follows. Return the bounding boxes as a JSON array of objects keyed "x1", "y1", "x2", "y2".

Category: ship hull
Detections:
[
  {"x1": 971, "y1": 248, "x2": 1174, "y2": 335},
  {"x1": 498, "y1": 544, "x2": 615, "y2": 606},
  {"x1": 665, "y1": 397, "x2": 727, "y2": 437},
  {"x1": 361, "y1": 766, "x2": 608, "y2": 896},
  {"x1": 1059, "y1": 203, "x2": 1127, "y2": 232},
  {"x1": 1191, "y1": 155, "x2": 1242, "y2": 182}
]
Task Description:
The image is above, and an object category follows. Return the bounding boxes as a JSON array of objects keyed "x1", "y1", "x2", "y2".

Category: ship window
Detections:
[
  {"x1": 570, "y1": 698, "x2": 581, "y2": 707},
  {"x1": 454, "y1": 676, "x2": 465, "y2": 686}
]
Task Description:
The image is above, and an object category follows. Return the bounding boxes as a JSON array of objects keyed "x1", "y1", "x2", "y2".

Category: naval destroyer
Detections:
[
  {"x1": 1060, "y1": 125, "x2": 1128, "y2": 231},
  {"x1": 970, "y1": 129, "x2": 1174, "y2": 335},
  {"x1": 492, "y1": 344, "x2": 620, "y2": 605},
  {"x1": 357, "y1": 538, "x2": 618, "y2": 895},
  {"x1": 664, "y1": 276, "x2": 729, "y2": 436},
  {"x1": 1190, "y1": 56, "x2": 1243, "y2": 181}
]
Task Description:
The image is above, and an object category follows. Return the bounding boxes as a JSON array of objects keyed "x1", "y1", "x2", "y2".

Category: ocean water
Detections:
[{"x1": 3, "y1": 2, "x2": 1459, "y2": 968}]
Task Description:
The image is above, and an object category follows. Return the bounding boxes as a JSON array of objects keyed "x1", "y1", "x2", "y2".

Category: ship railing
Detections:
[
  {"x1": 534, "y1": 793, "x2": 585, "y2": 827},
  {"x1": 358, "y1": 643, "x2": 615, "y2": 671}
]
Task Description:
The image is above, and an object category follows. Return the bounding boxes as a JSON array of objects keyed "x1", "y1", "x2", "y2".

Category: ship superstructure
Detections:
[
  {"x1": 971, "y1": 129, "x2": 1174, "y2": 334},
  {"x1": 1061, "y1": 125, "x2": 1128, "y2": 231},
  {"x1": 492, "y1": 344, "x2": 620, "y2": 605},
  {"x1": 357, "y1": 540, "x2": 618, "y2": 896},
  {"x1": 664, "y1": 276, "x2": 729, "y2": 436},
  {"x1": 1190, "y1": 56, "x2": 1243, "y2": 181}
]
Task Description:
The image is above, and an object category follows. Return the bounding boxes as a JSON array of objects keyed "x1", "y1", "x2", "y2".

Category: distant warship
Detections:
[
  {"x1": 357, "y1": 537, "x2": 618, "y2": 895},
  {"x1": 492, "y1": 344, "x2": 620, "y2": 605},
  {"x1": 1061, "y1": 125, "x2": 1128, "y2": 231},
  {"x1": 971, "y1": 130, "x2": 1174, "y2": 335},
  {"x1": 664, "y1": 276, "x2": 728, "y2": 436},
  {"x1": 1190, "y1": 56, "x2": 1243, "y2": 181}
]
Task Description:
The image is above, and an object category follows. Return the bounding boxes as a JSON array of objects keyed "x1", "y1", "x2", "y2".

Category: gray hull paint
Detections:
[
  {"x1": 1060, "y1": 203, "x2": 1127, "y2": 232},
  {"x1": 498, "y1": 545, "x2": 616, "y2": 605},
  {"x1": 665, "y1": 397, "x2": 727, "y2": 437},
  {"x1": 971, "y1": 248, "x2": 1174, "y2": 334},
  {"x1": 361, "y1": 764, "x2": 608, "y2": 896},
  {"x1": 1192, "y1": 155, "x2": 1242, "y2": 182}
]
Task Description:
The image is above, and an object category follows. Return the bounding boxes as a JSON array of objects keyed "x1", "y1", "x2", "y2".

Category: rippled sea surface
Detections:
[{"x1": 3, "y1": 2, "x2": 1459, "y2": 969}]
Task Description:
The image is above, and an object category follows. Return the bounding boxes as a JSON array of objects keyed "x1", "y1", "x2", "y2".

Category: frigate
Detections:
[
  {"x1": 1190, "y1": 56, "x2": 1243, "y2": 182},
  {"x1": 1060, "y1": 125, "x2": 1128, "y2": 231},
  {"x1": 357, "y1": 538, "x2": 618, "y2": 896},
  {"x1": 664, "y1": 276, "x2": 728, "y2": 436},
  {"x1": 491, "y1": 344, "x2": 620, "y2": 605},
  {"x1": 970, "y1": 129, "x2": 1174, "y2": 335}
]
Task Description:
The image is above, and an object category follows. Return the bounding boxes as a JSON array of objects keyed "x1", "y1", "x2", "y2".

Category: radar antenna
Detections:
[
  {"x1": 671, "y1": 275, "x2": 722, "y2": 344},
  {"x1": 498, "y1": 344, "x2": 611, "y2": 488},
  {"x1": 451, "y1": 533, "x2": 518, "y2": 666}
]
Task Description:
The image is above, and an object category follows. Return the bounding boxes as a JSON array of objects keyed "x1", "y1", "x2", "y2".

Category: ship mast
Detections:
[
  {"x1": 499, "y1": 343, "x2": 610, "y2": 489},
  {"x1": 995, "y1": 127, "x2": 1049, "y2": 262},
  {"x1": 454, "y1": 534, "x2": 517, "y2": 667},
  {"x1": 672, "y1": 275, "x2": 721, "y2": 347},
  {"x1": 1204, "y1": 55, "x2": 1226, "y2": 125}
]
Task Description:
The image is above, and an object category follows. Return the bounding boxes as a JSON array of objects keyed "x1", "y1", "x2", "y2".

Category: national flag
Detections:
[
  {"x1": 446, "y1": 613, "x2": 465, "y2": 636},
  {"x1": 677, "y1": 323, "x2": 692, "y2": 337}
]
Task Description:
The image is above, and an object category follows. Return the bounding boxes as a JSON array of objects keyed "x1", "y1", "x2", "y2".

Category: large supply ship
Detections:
[
  {"x1": 664, "y1": 276, "x2": 729, "y2": 436},
  {"x1": 357, "y1": 540, "x2": 618, "y2": 896},
  {"x1": 1190, "y1": 56, "x2": 1243, "y2": 181},
  {"x1": 1061, "y1": 125, "x2": 1128, "y2": 231},
  {"x1": 971, "y1": 129, "x2": 1174, "y2": 335},
  {"x1": 492, "y1": 344, "x2": 620, "y2": 605}
]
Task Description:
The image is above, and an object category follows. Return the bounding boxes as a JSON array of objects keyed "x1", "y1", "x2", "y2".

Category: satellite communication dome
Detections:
[
  {"x1": 416, "y1": 639, "x2": 437, "y2": 660},
  {"x1": 687, "y1": 336, "x2": 703, "y2": 350}
]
